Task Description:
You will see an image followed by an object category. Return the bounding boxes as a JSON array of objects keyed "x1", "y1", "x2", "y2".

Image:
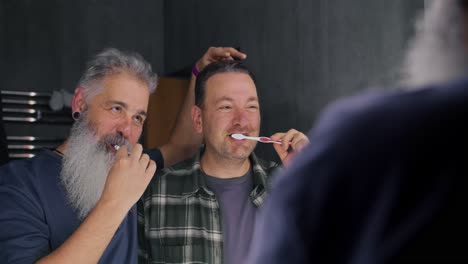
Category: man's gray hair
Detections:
[
  {"x1": 78, "y1": 48, "x2": 158, "y2": 102},
  {"x1": 401, "y1": 0, "x2": 468, "y2": 88}
]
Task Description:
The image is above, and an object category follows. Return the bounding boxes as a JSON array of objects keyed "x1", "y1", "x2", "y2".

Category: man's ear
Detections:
[
  {"x1": 71, "y1": 87, "x2": 86, "y2": 113},
  {"x1": 191, "y1": 105, "x2": 203, "y2": 134}
]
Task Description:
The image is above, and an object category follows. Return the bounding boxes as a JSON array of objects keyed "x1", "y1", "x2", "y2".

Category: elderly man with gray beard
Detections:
[
  {"x1": 0, "y1": 48, "x2": 158, "y2": 264},
  {"x1": 246, "y1": 0, "x2": 468, "y2": 263}
]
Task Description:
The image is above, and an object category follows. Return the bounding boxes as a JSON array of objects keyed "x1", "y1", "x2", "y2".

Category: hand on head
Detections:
[
  {"x1": 195, "y1": 47, "x2": 247, "y2": 73},
  {"x1": 270, "y1": 129, "x2": 309, "y2": 167}
]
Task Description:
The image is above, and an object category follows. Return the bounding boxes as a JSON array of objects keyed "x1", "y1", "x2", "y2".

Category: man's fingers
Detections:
[
  {"x1": 208, "y1": 47, "x2": 246, "y2": 60},
  {"x1": 130, "y1": 144, "x2": 144, "y2": 161},
  {"x1": 224, "y1": 47, "x2": 247, "y2": 60},
  {"x1": 208, "y1": 47, "x2": 230, "y2": 58},
  {"x1": 196, "y1": 47, "x2": 248, "y2": 72},
  {"x1": 145, "y1": 160, "x2": 157, "y2": 178},
  {"x1": 273, "y1": 143, "x2": 286, "y2": 157},
  {"x1": 139, "y1": 153, "x2": 150, "y2": 166},
  {"x1": 270, "y1": 132, "x2": 284, "y2": 141},
  {"x1": 281, "y1": 129, "x2": 299, "y2": 151},
  {"x1": 270, "y1": 132, "x2": 291, "y2": 151},
  {"x1": 115, "y1": 145, "x2": 129, "y2": 160},
  {"x1": 270, "y1": 130, "x2": 310, "y2": 152},
  {"x1": 291, "y1": 135, "x2": 309, "y2": 152}
]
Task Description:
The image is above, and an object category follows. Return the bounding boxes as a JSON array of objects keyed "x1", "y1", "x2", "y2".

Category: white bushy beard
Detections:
[
  {"x1": 61, "y1": 113, "x2": 129, "y2": 219},
  {"x1": 401, "y1": 0, "x2": 468, "y2": 88}
]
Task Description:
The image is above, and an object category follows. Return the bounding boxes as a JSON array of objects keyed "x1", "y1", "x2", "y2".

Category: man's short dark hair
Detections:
[{"x1": 194, "y1": 60, "x2": 256, "y2": 107}]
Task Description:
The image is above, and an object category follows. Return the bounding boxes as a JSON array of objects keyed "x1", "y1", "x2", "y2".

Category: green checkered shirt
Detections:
[{"x1": 138, "y1": 147, "x2": 279, "y2": 264}]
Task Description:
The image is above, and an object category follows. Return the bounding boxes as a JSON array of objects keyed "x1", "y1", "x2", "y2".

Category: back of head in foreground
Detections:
[{"x1": 246, "y1": 0, "x2": 468, "y2": 263}]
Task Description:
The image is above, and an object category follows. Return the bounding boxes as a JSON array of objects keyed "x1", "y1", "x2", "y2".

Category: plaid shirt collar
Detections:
[{"x1": 180, "y1": 146, "x2": 271, "y2": 207}]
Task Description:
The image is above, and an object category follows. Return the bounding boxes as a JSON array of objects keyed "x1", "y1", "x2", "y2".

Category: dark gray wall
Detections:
[
  {"x1": 0, "y1": 0, "x2": 164, "y2": 144},
  {"x1": 1, "y1": 0, "x2": 165, "y2": 93},
  {"x1": 0, "y1": 1, "x2": 4, "y2": 82},
  {"x1": 163, "y1": 0, "x2": 424, "y2": 160}
]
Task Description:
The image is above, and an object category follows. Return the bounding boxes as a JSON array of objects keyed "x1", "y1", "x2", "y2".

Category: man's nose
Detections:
[
  {"x1": 116, "y1": 116, "x2": 133, "y2": 139},
  {"x1": 232, "y1": 108, "x2": 249, "y2": 126}
]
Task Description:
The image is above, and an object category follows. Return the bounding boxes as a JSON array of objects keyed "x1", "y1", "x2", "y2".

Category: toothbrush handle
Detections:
[
  {"x1": 271, "y1": 140, "x2": 292, "y2": 145},
  {"x1": 259, "y1": 137, "x2": 291, "y2": 145},
  {"x1": 270, "y1": 140, "x2": 283, "y2": 145}
]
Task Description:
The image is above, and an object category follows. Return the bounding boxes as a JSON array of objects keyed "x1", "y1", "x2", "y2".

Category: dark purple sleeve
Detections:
[{"x1": 145, "y1": 148, "x2": 164, "y2": 169}]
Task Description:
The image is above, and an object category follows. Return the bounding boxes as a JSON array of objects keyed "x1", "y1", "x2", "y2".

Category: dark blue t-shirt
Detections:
[
  {"x1": 0, "y1": 149, "x2": 138, "y2": 263},
  {"x1": 205, "y1": 171, "x2": 257, "y2": 264},
  {"x1": 146, "y1": 148, "x2": 164, "y2": 169}
]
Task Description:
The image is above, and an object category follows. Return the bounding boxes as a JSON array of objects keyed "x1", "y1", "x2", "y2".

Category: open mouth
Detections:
[
  {"x1": 101, "y1": 133, "x2": 127, "y2": 153},
  {"x1": 105, "y1": 143, "x2": 120, "y2": 153}
]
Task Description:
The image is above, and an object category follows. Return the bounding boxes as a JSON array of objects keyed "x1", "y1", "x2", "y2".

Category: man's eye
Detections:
[
  {"x1": 111, "y1": 106, "x2": 122, "y2": 113},
  {"x1": 220, "y1": 106, "x2": 232, "y2": 110},
  {"x1": 134, "y1": 115, "x2": 144, "y2": 124},
  {"x1": 246, "y1": 105, "x2": 259, "y2": 112}
]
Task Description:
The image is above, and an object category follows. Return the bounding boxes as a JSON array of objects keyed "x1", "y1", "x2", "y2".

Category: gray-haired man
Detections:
[{"x1": 0, "y1": 48, "x2": 158, "y2": 264}]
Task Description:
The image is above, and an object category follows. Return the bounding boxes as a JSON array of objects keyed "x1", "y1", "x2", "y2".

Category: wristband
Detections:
[{"x1": 192, "y1": 64, "x2": 199, "y2": 77}]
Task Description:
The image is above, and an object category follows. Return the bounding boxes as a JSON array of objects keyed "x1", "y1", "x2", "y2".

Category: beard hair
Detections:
[
  {"x1": 216, "y1": 139, "x2": 257, "y2": 161},
  {"x1": 60, "y1": 113, "x2": 129, "y2": 219},
  {"x1": 206, "y1": 125, "x2": 258, "y2": 162},
  {"x1": 401, "y1": 0, "x2": 468, "y2": 88}
]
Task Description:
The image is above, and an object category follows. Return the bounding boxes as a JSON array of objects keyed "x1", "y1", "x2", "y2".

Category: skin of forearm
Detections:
[
  {"x1": 36, "y1": 199, "x2": 128, "y2": 264},
  {"x1": 160, "y1": 74, "x2": 202, "y2": 168}
]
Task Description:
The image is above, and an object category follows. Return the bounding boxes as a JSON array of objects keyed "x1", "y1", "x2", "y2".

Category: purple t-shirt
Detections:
[{"x1": 204, "y1": 171, "x2": 257, "y2": 264}]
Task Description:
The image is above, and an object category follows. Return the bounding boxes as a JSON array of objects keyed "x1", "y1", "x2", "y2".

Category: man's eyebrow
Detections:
[
  {"x1": 106, "y1": 100, "x2": 147, "y2": 116},
  {"x1": 214, "y1": 96, "x2": 259, "y2": 104},
  {"x1": 215, "y1": 96, "x2": 234, "y2": 104},
  {"x1": 137, "y1": 110, "x2": 148, "y2": 117},
  {"x1": 107, "y1": 100, "x2": 128, "y2": 109},
  {"x1": 247, "y1": 96, "x2": 259, "y2": 102}
]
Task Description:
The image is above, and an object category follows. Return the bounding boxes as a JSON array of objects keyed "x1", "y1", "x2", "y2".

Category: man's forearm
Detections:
[
  {"x1": 160, "y1": 73, "x2": 202, "y2": 167},
  {"x1": 36, "y1": 199, "x2": 128, "y2": 264}
]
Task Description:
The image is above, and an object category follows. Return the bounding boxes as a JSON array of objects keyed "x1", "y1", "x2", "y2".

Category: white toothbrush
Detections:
[
  {"x1": 231, "y1": 133, "x2": 289, "y2": 145},
  {"x1": 113, "y1": 144, "x2": 131, "y2": 155}
]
